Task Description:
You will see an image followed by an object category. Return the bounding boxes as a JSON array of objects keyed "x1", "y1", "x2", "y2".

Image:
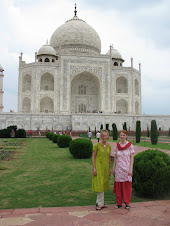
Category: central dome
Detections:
[{"x1": 50, "y1": 16, "x2": 101, "y2": 55}]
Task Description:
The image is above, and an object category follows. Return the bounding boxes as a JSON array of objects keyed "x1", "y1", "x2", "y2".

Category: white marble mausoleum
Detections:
[{"x1": 0, "y1": 7, "x2": 170, "y2": 131}]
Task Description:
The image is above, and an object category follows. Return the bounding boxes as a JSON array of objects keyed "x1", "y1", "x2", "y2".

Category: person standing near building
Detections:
[
  {"x1": 96, "y1": 131, "x2": 100, "y2": 142},
  {"x1": 92, "y1": 130, "x2": 111, "y2": 210},
  {"x1": 88, "y1": 130, "x2": 92, "y2": 140},
  {"x1": 111, "y1": 130, "x2": 135, "y2": 210}
]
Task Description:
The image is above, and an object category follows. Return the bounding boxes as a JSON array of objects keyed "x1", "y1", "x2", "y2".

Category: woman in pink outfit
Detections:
[{"x1": 111, "y1": 130, "x2": 135, "y2": 210}]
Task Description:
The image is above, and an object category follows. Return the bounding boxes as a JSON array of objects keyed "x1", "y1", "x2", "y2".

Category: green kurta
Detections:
[{"x1": 92, "y1": 142, "x2": 111, "y2": 192}]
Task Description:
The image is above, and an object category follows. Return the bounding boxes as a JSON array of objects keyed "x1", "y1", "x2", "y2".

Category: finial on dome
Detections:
[
  {"x1": 74, "y1": 3, "x2": 77, "y2": 16},
  {"x1": 46, "y1": 39, "x2": 48, "y2": 45}
]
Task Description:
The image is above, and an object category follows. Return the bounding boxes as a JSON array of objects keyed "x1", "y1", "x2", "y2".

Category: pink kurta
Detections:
[{"x1": 113, "y1": 142, "x2": 135, "y2": 182}]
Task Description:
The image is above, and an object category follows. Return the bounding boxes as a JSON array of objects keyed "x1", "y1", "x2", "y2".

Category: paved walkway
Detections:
[
  {"x1": 0, "y1": 138, "x2": 169, "y2": 225},
  {"x1": 0, "y1": 201, "x2": 170, "y2": 226}
]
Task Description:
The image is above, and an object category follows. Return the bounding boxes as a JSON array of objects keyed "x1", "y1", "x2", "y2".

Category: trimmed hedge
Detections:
[
  {"x1": 133, "y1": 149, "x2": 170, "y2": 198},
  {"x1": 52, "y1": 134, "x2": 60, "y2": 143},
  {"x1": 48, "y1": 133, "x2": 54, "y2": 141},
  {"x1": 0, "y1": 129, "x2": 11, "y2": 138},
  {"x1": 15, "y1": 129, "x2": 26, "y2": 138},
  {"x1": 57, "y1": 135, "x2": 72, "y2": 148},
  {"x1": 69, "y1": 138, "x2": 93, "y2": 159}
]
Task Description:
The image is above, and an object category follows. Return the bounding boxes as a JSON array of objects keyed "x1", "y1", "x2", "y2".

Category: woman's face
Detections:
[
  {"x1": 101, "y1": 132, "x2": 108, "y2": 142},
  {"x1": 120, "y1": 132, "x2": 127, "y2": 141}
]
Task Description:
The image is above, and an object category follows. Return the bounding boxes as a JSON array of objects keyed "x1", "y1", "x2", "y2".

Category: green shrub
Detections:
[
  {"x1": 57, "y1": 135, "x2": 72, "y2": 148},
  {"x1": 48, "y1": 132, "x2": 54, "y2": 140},
  {"x1": 52, "y1": 134, "x2": 60, "y2": 143},
  {"x1": 15, "y1": 129, "x2": 26, "y2": 138},
  {"x1": 133, "y1": 149, "x2": 170, "y2": 198},
  {"x1": 151, "y1": 120, "x2": 158, "y2": 145},
  {"x1": 0, "y1": 129, "x2": 11, "y2": 138},
  {"x1": 46, "y1": 132, "x2": 50, "y2": 138},
  {"x1": 123, "y1": 122, "x2": 127, "y2": 131},
  {"x1": 136, "y1": 120, "x2": 141, "y2": 143},
  {"x1": 147, "y1": 126, "x2": 150, "y2": 137},
  {"x1": 7, "y1": 125, "x2": 17, "y2": 132},
  {"x1": 100, "y1": 124, "x2": 103, "y2": 130},
  {"x1": 69, "y1": 138, "x2": 93, "y2": 159},
  {"x1": 112, "y1": 123, "x2": 118, "y2": 140},
  {"x1": 106, "y1": 124, "x2": 109, "y2": 131}
]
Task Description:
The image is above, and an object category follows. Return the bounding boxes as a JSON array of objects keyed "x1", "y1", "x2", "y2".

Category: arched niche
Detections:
[
  {"x1": 116, "y1": 99, "x2": 128, "y2": 114},
  {"x1": 135, "y1": 101, "x2": 139, "y2": 114},
  {"x1": 22, "y1": 74, "x2": 31, "y2": 92},
  {"x1": 135, "y1": 79, "x2": 139, "y2": 95},
  {"x1": 40, "y1": 73, "x2": 54, "y2": 91},
  {"x1": 71, "y1": 72, "x2": 100, "y2": 113},
  {"x1": 116, "y1": 76, "x2": 128, "y2": 93},
  {"x1": 23, "y1": 97, "x2": 31, "y2": 112},
  {"x1": 40, "y1": 96, "x2": 54, "y2": 113}
]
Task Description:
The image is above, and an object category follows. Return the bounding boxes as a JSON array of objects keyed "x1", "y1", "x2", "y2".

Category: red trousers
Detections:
[{"x1": 113, "y1": 181, "x2": 132, "y2": 205}]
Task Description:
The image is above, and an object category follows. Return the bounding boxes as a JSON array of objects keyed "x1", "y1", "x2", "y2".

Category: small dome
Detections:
[
  {"x1": 106, "y1": 47, "x2": 123, "y2": 60},
  {"x1": 37, "y1": 44, "x2": 56, "y2": 56},
  {"x1": 50, "y1": 16, "x2": 101, "y2": 54}
]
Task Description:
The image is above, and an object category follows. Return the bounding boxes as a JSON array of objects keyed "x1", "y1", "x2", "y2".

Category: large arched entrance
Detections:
[{"x1": 71, "y1": 72, "x2": 100, "y2": 113}]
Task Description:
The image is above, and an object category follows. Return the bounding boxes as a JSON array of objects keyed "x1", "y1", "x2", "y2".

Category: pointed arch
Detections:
[
  {"x1": 116, "y1": 99, "x2": 128, "y2": 114},
  {"x1": 70, "y1": 71, "x2": 101, "y2": 113},
  {"x1": 40, "y1": 96, "x2": 54, "y2": 113},
  {"x1": 40, "y1": 73, "x2": 54, "y2": 91},
  {"x1": 23, "y1": 97, "x2": 31, "y2": 112},
  {"x1": 116, "y1": 76, "x2": 128, "y2": 93},
  {"x1": 135, "y1": 101, "x2": 139, "y2": 114},
  {"x1": 135, "y1": 79, "x2": 139, "y2": 95},
  {"x1": 22, "y1": 74, "x2": 31, "y2": 92}
]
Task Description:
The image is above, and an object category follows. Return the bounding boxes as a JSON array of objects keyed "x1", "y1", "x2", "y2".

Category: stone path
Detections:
[{"x1": 0, "y1": 201, "x2": 170, "y2": 226}]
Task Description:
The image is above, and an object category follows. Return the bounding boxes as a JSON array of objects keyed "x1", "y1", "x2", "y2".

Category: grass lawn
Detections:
[
  {"x1": 0, "y1": 138, "x2": 160, "y2": 209},
  {"x1": 106, "y1": 138, "x2": 170, "y2": 150}
]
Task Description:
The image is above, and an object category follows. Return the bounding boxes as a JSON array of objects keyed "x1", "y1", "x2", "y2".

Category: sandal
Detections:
[
  {"x1": 96, "y1": 206, "x2": 102, "y2": 210},
  {"x1": 96, "y1": 205, "x2": 107, "y2": 210},
  {"x1": 115, "y1": 204, "x2": 122, "y2": 209},
  {"x1": 125, "y1": 205, "x2": 130, "y2": 210}
]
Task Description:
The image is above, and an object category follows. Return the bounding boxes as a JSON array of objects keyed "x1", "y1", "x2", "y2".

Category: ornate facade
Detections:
[{"x1": 18, "y1": 11, "x2": 141, "y2": 116}]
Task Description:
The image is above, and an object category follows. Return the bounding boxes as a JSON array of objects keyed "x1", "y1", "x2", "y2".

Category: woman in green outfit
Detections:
[{"x1": 92, "y1": 129, "x2": 111, "y2": 210}]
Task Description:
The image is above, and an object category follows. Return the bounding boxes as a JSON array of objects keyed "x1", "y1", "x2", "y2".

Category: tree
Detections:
[
  {"x1": 136, "y1": 120, "x2": 141, "y2": 143},
  {"x1": 95, "y1": 126, "x2": 96, "y2": 136},
  {"x1": 151, "y1": 120, "x2": 158, "y2": 145},
  {"x1": 147, "y1": 126, "x2": 150, "y2": 137},
  {"x1": 112, "y1": 123, "x2": 118, "y2": 140},
  {"x1": 123, "y1": 122, "x2": 127, "y2": 131},
  {"x1": 106, "y1": 124, "x2": 109, "y2": 131},
  {"x1": 168, "y1": 128, "x2": 170, "y2": 137},
  {"x1": 100, "y1": 124, "x2": 103, "y2": 130}
]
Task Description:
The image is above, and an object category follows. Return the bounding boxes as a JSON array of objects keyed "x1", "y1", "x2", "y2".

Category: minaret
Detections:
[{"x1": 0, "y1": 65, "x2": 4, "y2": 112}]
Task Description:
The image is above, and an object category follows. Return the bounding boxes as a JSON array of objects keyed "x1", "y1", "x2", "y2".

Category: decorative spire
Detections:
[
  {"x1": 74, "y1": 3, "x2": 77, "y2": 16},
  {"x1": 46, "y1": 39, "x2": 48, "y2": 45}
]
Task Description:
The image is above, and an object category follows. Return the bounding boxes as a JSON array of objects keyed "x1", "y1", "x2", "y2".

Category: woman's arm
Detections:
[
  {"x1": 109, "y1": 156, "x2": 111, "y2": 176},
  {"x1": 112, "y1": 154, "x2": 117, "y2": 175},
  {"x1": 128, "y1": 153, "x2": 134, "y2": 176},
  {"x1": 92, "y1": 150, "x2": 97, "y2": 176}
]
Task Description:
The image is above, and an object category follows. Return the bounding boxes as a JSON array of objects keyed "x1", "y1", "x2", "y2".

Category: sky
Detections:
[{"x1": 0, "y1": 0, "x2": 170, "y2": 115}]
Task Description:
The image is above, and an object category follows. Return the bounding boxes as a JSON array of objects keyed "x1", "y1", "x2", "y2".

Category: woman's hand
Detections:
[
  {"x1": 112, "y1": 169, "x2": 115, "y2": 176},
  {"x1": 93, "y1": 168, "x2": 97, "y2": 176},
  {"x1": 128, "y1": 172, "x2": 133, "y2": 176}
]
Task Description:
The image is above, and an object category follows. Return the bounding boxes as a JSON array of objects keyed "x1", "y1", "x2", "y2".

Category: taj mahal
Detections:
[{"x1": 0, "y1": 6, "x2": 170, "y2": 131}]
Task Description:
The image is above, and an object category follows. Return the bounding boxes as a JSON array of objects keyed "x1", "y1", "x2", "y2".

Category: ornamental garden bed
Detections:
[{"x1": 0, "y1": 149, "x2": 16, "y2": 161}]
